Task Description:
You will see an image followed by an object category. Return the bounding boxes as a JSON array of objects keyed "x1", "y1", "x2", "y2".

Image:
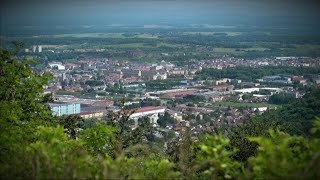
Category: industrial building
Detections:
[{"x1": 48, "y1": 102, "x2": 81, "y2": 116}]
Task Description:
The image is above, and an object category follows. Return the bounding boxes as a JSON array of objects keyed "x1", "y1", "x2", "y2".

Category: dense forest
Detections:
[
  {"x1": 197, "y1": 66, "x2": 320, "y2": 81},
  {"x1": 1, "y1": 48, "x2": 320, "y2": 179}
]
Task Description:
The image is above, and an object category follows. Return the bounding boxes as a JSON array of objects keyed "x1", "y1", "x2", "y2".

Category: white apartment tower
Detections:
[{"x1": 38, "y1": 45, "x2": 42, "y2": 52}]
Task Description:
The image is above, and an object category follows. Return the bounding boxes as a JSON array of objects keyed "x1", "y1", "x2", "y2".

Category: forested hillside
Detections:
[
  {"x1": 198, "y1": 66, "x2": 320, "y2": 81},
  {"x1": 258, "y1": 89, "x2": 320, "y2": 136},
  {"x1": 1, "y1": 48, "x2": 320, "y2": 179}
]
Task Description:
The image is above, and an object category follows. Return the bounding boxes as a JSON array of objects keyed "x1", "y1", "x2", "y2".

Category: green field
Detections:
[
  {"x1": 156, "y1": 42, "x2": 181, "y2": 48},
  {"x1": 53, "y1": 33, "x2": 124, "y2": 38},
  {"x1": 211, "y1": 48, "x2": 241, "y2": 54},
  {"x1": 50, "y1": 33, "x2": 158, "y2": 39},
  {"x1": 245, "y1": 47, "x2": 269, "y2": 51},
  {"x1": 27, "y1": 29, "x2": 320, "y2": 62},
  {"x1": 103, "y1": 42, "x2": 180, "y2": 49},
  {"x1": 211, "y1": 47, "x2": 269, "y2": 55},
  {"x1": 105, "y1": 43, "x2": 146, "y2": 48}
]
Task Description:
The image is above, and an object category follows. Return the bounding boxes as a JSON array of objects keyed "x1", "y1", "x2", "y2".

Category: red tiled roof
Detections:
[
  {"x1": 77, "y1": 111, "x2": 102, "y2": 115},
  {"x1": 135, "y1": 106, "x2": 165, "y2": 113},
  {"x1": 92, "y1": 101, "x2": 114, "y2": 106},
  {"x1": 291, "y1": 76, "x2": 304, "y2": 81},
  {"x1": 164, "y1": 90, "x2": 196, "y2": 97}
]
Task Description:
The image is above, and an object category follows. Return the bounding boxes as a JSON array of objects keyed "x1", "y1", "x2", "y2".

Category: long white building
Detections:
[
  {"x1": 234, "y1": 87, "x2": 282, "y2": 94},
  {"x1": 130, "y1": 106, "x2": 166, "y2": 128}
]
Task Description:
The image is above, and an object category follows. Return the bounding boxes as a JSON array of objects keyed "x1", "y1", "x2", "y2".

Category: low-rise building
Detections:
[{"x1": 78, "y1": 111, "x2": 104, "y2": 119}]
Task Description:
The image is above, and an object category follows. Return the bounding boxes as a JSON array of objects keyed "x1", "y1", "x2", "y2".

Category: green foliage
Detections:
[
  {"x1": 260, "y1": 88, "x2": 320, "y2": 136},
  {"x1": 79, "y1": 123, "x2": 118, "y2": 157},
  {"x1": 228, "y1": 119, "x2": 271, "y2": 162},
  {"x1": 102, "y1": 152, "x2": 180, "y2": 179},
  {"x1": 241, "y1": 94, "x2": 252, "y2": 101},
  {"x1": 198, "y1": 66, "x2": 320, "y2": 81},
  {"x1": 193, "y1": 134, "x2": 242, "y2": 179},
  {"x1": 120, "y1": 116, "x2": 159, "y2": 148},
  {"x1": 311, "y1": 117, "x2": 320, "y2": 138},
  {"x1": 0, "y1": 120, "x2": 48, "y2": 179},
  {"x1": 141, "y1": 99, "x2": 161, "y2": 107},
  {"x1": 57, "y1": 115, "x2": 84, "y2": 139},
  {"x1": 0, "y1": 48, "x2": 53, "y2": 122},
  {"x1": 176, "y1": 129, "x2": 195, "y2": 179},
  {"x1": 27, "y1": 126, "x2": 97, "y2": 179},
  {"x1": 182, "y1": 95, "x2": 206, "y2": 103},
  {"x1": 245, "y1": 126, "x2": 320, "y2": 179},
  {"x1": 143, "y1": 159, "x2": 181, "y2": 179},
  {"x1": 268, "y1": 93, "x2": 295, "y2": 104},
  {"x1": 85, "y1": 79, "x2": 104, "y2": 86},
  {"x1": 157, "y1": 112, "x2": 176, "y2": 128},
  {"x1": 146, "y1": 79, "x2": 182, "y2": 90}
]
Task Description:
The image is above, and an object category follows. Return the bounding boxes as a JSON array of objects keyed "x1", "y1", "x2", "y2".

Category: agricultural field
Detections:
[
  {"x1": 50, "y1": 33, "x2": 158, "y2": 39},
  {"x1": 14, "y1": 26, "x2": 320, "y2": 62},
  {"x1": 52, "y1": 33, "x2": 124, "y2": 38}
]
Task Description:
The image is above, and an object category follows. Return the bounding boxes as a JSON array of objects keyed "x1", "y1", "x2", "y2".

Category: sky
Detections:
[{"x1": 1, "y1": 0, "x2": 320, "y2": 30}]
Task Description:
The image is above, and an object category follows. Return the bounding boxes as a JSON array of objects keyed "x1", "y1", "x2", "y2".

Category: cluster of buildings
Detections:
[
  {"x1": 25, "y1": 45, "x2": 42, "y2": 53},
  {"x1": 29, "y1": 51, "x2": 320, "y2": 138},
  {"x1": 259, "y1": 74, "x2": 311, "y2": 85},
  {"x1": 44, "y1": 59, "x2": 201, "y2": 93},
  {"x1": 196, "y1": 56, "x2": 320, "y2": 68}
]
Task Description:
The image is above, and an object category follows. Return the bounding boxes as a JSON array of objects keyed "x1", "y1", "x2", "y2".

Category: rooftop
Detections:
[{"x1": 135, "y1": 106, "x2": 165, "y2": 113}]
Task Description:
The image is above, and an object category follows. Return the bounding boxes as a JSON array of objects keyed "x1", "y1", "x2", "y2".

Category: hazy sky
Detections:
[{"x1": 1, "y1": 0, "x2": 320, "y2": 27}]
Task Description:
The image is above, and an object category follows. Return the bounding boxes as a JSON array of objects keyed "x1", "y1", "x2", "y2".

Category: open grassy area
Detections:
[
  {"x1": 53, "y1": 33, "x2": 125, "y2": 38},
  {"x1": 211, "y1": 48, "x2": 244, "y2": 55},
  {"x1": 51, "y1": 33, "x2": 158, "y2": 39},
  {"x1": 294, "y1": 44, "x2": 320, "y2": 50},
  {"x1": 211, "y1": 47, "x2": 268, "y2": 55},
  {"x1": 245, "y1": 47, "x2": 269, "y2": 51},
  {"x1": 156, "y1": 42, "x2": 181, "y2": 48},
  {"x1": 40, "y1": 45, "x2": 70, "y2": 48},
  {"x1": 210, "y1": 101, "x2": 280, "y2": 108},
  {"x1": 105, "y1": 43, "x2": 146, "y2": 48},
  {"x1": 103, "y1": 42, "x2": 180, "y2": 49}
]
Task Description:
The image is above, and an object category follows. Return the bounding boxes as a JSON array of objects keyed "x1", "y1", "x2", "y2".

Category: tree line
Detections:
[{"x1": 197, "y1": 66, "x2": 320, "y2": 81}]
